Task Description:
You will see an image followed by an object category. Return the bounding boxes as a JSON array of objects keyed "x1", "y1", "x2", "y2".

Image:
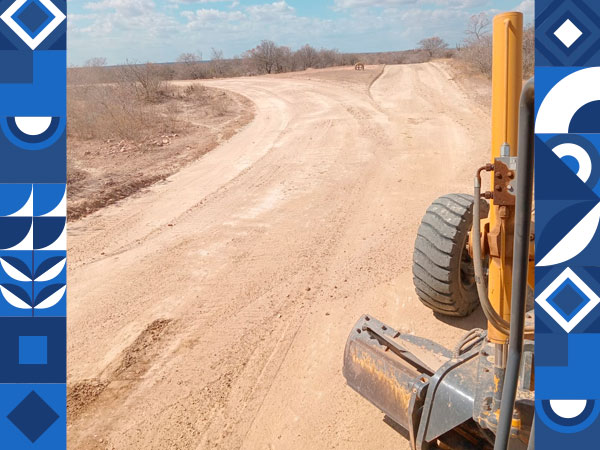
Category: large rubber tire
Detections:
[{"x1": 412, "y1": 194, "x2": 489, "y2": 317}]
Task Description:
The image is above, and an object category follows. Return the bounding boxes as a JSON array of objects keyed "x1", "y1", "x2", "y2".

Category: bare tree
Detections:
[
  {"x1": 460, "y1": 34, "x2": 493, "y2": 75},
  {"x1": 210, "y1": 48, "x2": 225, "y2": 77},
  {"x1": 274, "y1": 45, "x2": 293, "y2": 73},
  {"x1": 418, "y1": 37, "x2": 448, "y2": 58},
  {"x1": 318, "y1": 48, "x2": 341, "y2": 68},
  {"x1": 295, "y1": 44, "x2": 320, "y2": 70},
  {"x1": 522, "y1": 24, "x2": 535, "y2": 78},
  {"x1": 247, "y1": 40, "x2": 279, "y2": 74},
  {"x1": 466, "y1": 13, "x2": 491, "y2": 41},
  {"x1": 119, "y1": 61, "x2": 167, "y2": 102},
  {"x1": 177, "y1": 52, "x2": 202, "y2": 64},
  {"x1": 85, "y1": 57, "x2": 107, "y2": 67},
  {"x1": 177, "y1": 52, "x2": 205, "y2": 80}
]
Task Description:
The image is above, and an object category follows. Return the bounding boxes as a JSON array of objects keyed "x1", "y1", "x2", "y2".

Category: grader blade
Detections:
[{"x1": 343, "y1": 315, "x2": 451, "y2": 434}]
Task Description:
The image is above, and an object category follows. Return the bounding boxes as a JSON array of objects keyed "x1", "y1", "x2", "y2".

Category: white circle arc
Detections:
[
  {"x1": 553, "y1": 143, "x2": 593, "y2": 183},
  {"x1": 536, "y1": 67, "x2": 600, "y2": 134}
]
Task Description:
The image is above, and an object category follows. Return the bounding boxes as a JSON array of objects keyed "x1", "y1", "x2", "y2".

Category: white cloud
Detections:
[
  {"x1": 68, "y1": 0, "x2": 531, "y2": 65},
  {"x1": 514, "y1": 0, "x2": 534, "y2": 21},
  {"x1": 333, "y1": 0, "x2": 490, "y2": 8},
  {"x1": 84, "y1": 0, "x2": 156, "y2": 15}
]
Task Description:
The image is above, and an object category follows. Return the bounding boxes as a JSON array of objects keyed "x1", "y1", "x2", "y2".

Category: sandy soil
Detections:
[{"x1": 67, "y1": 61, "x2": 491, "y2": 450}]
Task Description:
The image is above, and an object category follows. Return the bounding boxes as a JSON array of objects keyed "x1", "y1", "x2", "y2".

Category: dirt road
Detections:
[{"x1": 67, "y1": 62, "x2": 491, "y2": 450}]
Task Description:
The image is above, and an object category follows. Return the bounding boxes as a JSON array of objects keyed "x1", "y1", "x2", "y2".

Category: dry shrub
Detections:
[
  {"x1": 67, "y1": 84, "x2": 179, "y2": 142},
  {"x1": 211, "y1": 92, "x2": 229, "y2": 117},
  {"x1": 67, "y1": 61, "x2": 185, "y2": 142},
  {"x1": 458, "y1": 23, "x2": 534, "y2": 78},
  {"x1": 68, "y1": 83, "x2": 148, "y2": 140},
  {"x1": 182, "y1": 83, "x2": 229, "y2": 116},
  {"x1": 117, "y1": 62, "x2": 171, "y2": 103},
  {"x1": 523, "y1": 25, "x2": 535, "y2": 79},
  {"x1": 458, "y1": 34, "x2": 493, "y2": 76}
]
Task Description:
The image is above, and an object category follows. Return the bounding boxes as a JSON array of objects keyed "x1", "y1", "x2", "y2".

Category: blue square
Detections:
[
  {"x1": 14, "y1": 0, "x2": 53, "y2": 37},
  {"x1": 19, "y1": 336, "x2": 47, "y2": 365},
  {"x1": 546, "y1": 281, "x2": 588, "y2": 320}
]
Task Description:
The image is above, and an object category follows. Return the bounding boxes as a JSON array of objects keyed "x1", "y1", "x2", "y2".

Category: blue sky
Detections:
[{"x1": 67, "y1": 0, "x2": 533, "y2": 66}]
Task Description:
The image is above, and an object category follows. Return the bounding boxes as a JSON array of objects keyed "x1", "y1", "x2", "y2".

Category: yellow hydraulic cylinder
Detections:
[{"x1": 487, "y1": 12, "x2": 523, "y2": 344}]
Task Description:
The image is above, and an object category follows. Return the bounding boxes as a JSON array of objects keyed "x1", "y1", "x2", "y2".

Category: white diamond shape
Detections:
[
  {"x1": 0, "y1": 0, "x2": 65, "y2": 50},
  {"x1": 535, "y1": 268, "x2": 600, "y2": 333},
  {"x1": 554, "y1": 19, "x2": 583, "y2": 49}
]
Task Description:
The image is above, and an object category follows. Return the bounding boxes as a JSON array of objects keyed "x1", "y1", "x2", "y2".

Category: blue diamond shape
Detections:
[
  {"x1": 12, "y1": 0, "x2": 53, "y2": 39},
  {"x1": 546, "y1": 279, "x2": 590, "y2": 321},
  {"x1": 7, "y1": 391, "x2": 59, "y2": 443},
  {"x1": 536, "y1": 0, "x2": 600, "y2": 66},
  {"x1": 547, "y1": 13, "x2": 590, "y2": 56}
]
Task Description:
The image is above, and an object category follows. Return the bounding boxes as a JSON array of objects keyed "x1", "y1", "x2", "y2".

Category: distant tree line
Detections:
[
  {"x1": 69, "y1": 40, "x2": 439, "y2": 85},
  {"x1": 68, "y1": 18, "x2": 534, "y2": 86}
]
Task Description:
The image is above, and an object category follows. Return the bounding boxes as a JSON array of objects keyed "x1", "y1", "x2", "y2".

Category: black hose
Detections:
[
  {"x1": 494, "y1": 77, "x2": 535, "y2": 450},
  {"x1": 472, "y1": 179, "x2": 511, "y2": 335}
]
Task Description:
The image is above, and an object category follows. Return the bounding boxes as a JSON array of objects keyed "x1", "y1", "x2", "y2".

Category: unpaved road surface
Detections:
[{"x1": 68, "y1": 62, "x2": 490, "y2": 450}]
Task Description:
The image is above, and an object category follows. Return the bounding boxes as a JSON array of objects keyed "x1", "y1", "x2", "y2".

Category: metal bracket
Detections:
[
  {"x1": 493, "y1": 157, "x2": 518, "y2": 206},
  {"x1": 415, "y1": 337, "x2": 485, "y2": 449}
]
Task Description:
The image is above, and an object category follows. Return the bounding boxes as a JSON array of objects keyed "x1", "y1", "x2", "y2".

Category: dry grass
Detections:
[
  {"x1": 68, "y1": 84, "x2": 177, "y2": 141},
  {"x1": 67, "y1": 75, "x2": 254, "y2": 221}
]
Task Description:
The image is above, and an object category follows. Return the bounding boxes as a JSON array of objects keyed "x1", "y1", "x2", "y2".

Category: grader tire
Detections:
[{"x1": 412, "y1": 194, "x2": 489, "y2": 317}]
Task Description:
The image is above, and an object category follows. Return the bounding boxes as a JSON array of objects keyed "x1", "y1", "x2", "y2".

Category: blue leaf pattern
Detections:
[
  {"x1": 34, "y1": 256, "x2": 65, "y2": 281},
  {"x1": 35, "y1": 284, "x2": 64, "y2": 305},
  {"x1": 0, "y1": 284, "x2": 31, "y2": 306}
]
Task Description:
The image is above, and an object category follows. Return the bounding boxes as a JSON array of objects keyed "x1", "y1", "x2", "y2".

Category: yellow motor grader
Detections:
[{"x1": 343, "y1": 12, "x2": 535, "y2": 450}]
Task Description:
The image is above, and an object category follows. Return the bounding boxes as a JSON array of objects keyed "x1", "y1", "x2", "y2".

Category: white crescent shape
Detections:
[
  {"x1": 538, "y1": 202, "x2": 600, "y2": 267},
  {"x1": 14, "y1": 117, "x2": 53, "y2": 136},
  {"x1": 35, "y1": 286, "x2": 66, "y2": 310},
  {"x1": 536, "y1": 67, "x2": 600, "y2": 134},
  {"x1": 553, "y1": 143, "x2": 593, "y2": 183},
  {"x1": 35, "y1": 258, "x2": 66, "y2": 282},
  {"x1": 41, "y1": 189, "x2": 66, "y2": 217},
  {"x1": 0, "y1": 285, "x2": 31, "y2": 309},
  {"x1": 0, "y1": 258, "x2": 31, "y2": 282},
  {"x1": 7, "y1": 186, "x2": 33, "y2": 217}
]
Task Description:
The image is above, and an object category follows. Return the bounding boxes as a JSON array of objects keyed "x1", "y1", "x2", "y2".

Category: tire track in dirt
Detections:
[{"x1": 67, "y1": 63, "x2": 490, "y2": 450}]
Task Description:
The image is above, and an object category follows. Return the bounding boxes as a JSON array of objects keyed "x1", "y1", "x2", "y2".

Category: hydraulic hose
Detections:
[
  {"x1": 494, "y1": 77, "x2": 535, "y2": 450},
  {"x1": 472, "y1": 176, "x2": 510, "y2": 335}
]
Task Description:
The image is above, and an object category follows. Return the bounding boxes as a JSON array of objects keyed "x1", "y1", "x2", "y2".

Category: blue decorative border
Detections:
[
  {"x1": 0, "y1": 0, "x2": 66, "y2": 447},
  {"x1": 536, "y1": 0, "x2": 600, "y2": 447}
]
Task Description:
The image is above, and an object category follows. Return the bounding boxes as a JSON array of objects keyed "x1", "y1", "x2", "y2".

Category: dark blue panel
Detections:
[
  {"x1": 536, "y1": 0, "x2": 600, "y2": 66},
  {"x1": 0, "y1": 51, "x2": 33, "y2": 83},
  {"x1": 0, "y1": 317, "x2": 65, "y2": 383},
  {"x1": 536, "y1": 333, "x2": 569, "y2": 366}
]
